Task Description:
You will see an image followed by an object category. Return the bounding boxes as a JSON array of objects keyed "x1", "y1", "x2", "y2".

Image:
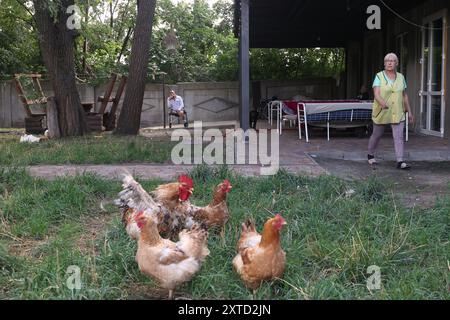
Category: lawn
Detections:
[
  {"x1": 0, "y1": 133, "x2": 174, "y2": 165},
  {"x1": 0, "y1": 166, "x2": 448, "y2": 299}
]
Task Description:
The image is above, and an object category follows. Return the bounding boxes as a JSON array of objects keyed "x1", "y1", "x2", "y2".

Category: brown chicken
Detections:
[
  {"x1": 115, "y1": 174, "x2": 194, "y2": 240},
  {"x1": 135, "y1": 212, "x2": 210, "y2": 299},
  {"x1": 232, "y1": 214, "x2": 287, "y2": 291},
  {"x1": 152, "y1": 175, "x2": 194, "y2": 213},
  {"x1": 189, "y1": 179, "x2": 232, "y2": 232}
]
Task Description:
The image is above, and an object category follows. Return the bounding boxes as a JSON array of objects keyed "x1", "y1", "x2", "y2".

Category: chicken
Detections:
[
  {"x1": 115, "y1": 174, "x2": 194, "y2": 240},
  {"x1": 135, "y1": 212, "x2": 210, "y2": 299},
  {"x1": 152, "y1": 175, "x2": 194, "y2": 213},
  {"x1": 232, "y1": 214, "x2": 287, "y2": 291},
  {"x1": 150, "y1": 175, "x2": 195, "y2": 239},
  {"x1": 189, "y1": 180, "x2": 232, "y2": 232},
  {"x1": 116, "y1": 173, "x2": 163, "y2": 240}
]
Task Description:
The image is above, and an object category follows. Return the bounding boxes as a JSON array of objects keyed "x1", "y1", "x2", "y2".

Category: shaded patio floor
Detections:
[
  {"x1": 273, "y1": 126, "x2": 450, "y2": 163},
  {"x1": 141, "y1": 120, "x2": 450, "y2": 165}
]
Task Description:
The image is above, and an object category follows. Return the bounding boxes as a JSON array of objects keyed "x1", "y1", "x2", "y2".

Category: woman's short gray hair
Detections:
[{"x1": 384, "y1": 53, "x2": 399, "y2": 66}]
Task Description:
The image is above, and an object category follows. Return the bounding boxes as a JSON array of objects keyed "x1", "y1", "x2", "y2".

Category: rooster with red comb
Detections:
[
  {"x1": 115, "y1": 173, "x2": 197, "y2": 240},
  {"x1": 116, "y1": 172, "x2": 234, "y2": 241},
  {"x1": 152, "y1": 176, "x2": 233, "y2": 239}
]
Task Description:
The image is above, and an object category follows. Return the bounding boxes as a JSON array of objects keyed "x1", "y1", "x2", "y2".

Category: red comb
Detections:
[
  {"x1": 135, "y1": 211, "x2": 146, "y2": 228},
  {"x1": 178, "y1": 175, "x2": 193, "y2": 188},
  {"x1": 135, "y1": 211, "x2": 145, "y2": 219},
  {"x1": 221, "y1": 179, "x2": 232, "y2": 192}
]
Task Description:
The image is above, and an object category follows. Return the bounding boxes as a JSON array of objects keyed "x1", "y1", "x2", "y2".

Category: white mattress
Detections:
[{"x1": 300, "y1": 101, "x2": 373, "y2": 115}]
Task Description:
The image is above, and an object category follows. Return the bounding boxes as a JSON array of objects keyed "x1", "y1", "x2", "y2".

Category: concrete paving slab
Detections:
[{"x1": 26, "y1": 163, "x2": 327, "y2": 181}]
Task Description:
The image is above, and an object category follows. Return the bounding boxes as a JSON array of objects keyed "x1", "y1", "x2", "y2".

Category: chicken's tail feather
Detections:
[
  {"x1": 115, "y1": 173, "x2": 158, "y2": 213},
  {"x1": 121, "y1": 207, "x2": 133, "y2": 226},
  {"x1": 242, "y1": 219, "x2": 256, "y2": 233},
  {"x1": 189, "y1": 222, "x2": 209, "y2": 239},
  {"x1": 178, "y1": 222, "x2": 210, "y2": 261},
  {"x1": 199, "y1": 222, "x2": 208, "y2": 231}
]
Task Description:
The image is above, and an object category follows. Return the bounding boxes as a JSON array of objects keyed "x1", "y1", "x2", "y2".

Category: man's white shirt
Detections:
[{"x1": 168, "y1": 96, "x2": 184, "y2": 111}]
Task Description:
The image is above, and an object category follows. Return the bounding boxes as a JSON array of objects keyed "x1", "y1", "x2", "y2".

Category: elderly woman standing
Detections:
[{"x1": 368, "y1": 53, "x2": 414, "y2": 170}]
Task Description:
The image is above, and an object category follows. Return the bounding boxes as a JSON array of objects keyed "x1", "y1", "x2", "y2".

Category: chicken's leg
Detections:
[
  {"x1": 168, "y1": 289, "x2": 174, "y2": 300},
  {"x1": 220, "y1": 225, "x2": 225, "y2": 246}
]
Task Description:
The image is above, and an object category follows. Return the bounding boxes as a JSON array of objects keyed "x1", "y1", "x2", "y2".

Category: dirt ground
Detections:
[{"x1": 313, "y1": 157, "x2": 450, "y2": 208}]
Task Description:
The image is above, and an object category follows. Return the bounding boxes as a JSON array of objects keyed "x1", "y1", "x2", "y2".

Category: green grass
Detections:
[
  {"x1": 0, "y1": 134, "x2": 174, "y2": 165},
  {"x1": 0, "y1": 167, "x2": 449, "y2": 300}
]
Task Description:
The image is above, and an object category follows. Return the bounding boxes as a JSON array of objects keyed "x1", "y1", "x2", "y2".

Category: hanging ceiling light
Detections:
[{"x1": 164, "y1": 28, "x2": 179, "y2": 51}]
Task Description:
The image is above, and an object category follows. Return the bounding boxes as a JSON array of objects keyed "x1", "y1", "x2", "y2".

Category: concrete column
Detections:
[
  {"x1": 445, "y1": 11, "x2": 450, "y2": 139},
  {"x1": 346, "y1": 41, "x2": 362, "y2": 99},
  {"x1": 239, "y1": 0, "x2": 250, "y2": 132}
]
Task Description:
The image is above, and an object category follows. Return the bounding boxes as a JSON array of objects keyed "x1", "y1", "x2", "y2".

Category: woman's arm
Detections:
[
  {"x1": 403, "y1": 91, "x2": 414, "y2": 123},
  {"x1": 373, "y1": 87, "x2": 388, "y2": 109},
  {"x1": 403, "y1": 92, "x2": 411, "y2": 113}
]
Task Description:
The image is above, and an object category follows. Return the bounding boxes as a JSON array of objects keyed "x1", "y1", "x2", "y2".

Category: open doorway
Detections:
[{"x1": 420, "y1": 10, "x2": 447, "y2": 137}]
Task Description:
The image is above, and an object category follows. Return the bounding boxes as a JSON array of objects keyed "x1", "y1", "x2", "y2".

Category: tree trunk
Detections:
[
  {"x1": 110, "y1": 1, "x2": 114, "y2": 29},
  {"x1": 82, "y1": 2, "x2": 89, "y2": 74},
  {"x1": 114, "y1": 0, "x2": 156, "y2": 135},
  {"x1": 116, "y1": 27, "x2": 133, "y2": 64},
  {"x1": 33, "y1": 0, "x2": 88, "y2": 137},
  {"x1": 47, "y1": 97, "x2": 61, "y2": 139}
]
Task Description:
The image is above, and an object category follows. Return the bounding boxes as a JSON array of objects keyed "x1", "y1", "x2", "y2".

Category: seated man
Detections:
[{"x1": 168, "y1": 89, "x2": 188, "y2": 128}]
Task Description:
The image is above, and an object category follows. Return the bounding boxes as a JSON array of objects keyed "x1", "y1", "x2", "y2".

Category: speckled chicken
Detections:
[{"x1": 115, "y1": 174, "x2": 195, "y2": 240}]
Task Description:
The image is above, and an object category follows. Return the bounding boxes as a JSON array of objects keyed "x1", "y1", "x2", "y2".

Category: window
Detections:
[{"x1": 395, "y1": 33, "x2": 408, "y2": 78}]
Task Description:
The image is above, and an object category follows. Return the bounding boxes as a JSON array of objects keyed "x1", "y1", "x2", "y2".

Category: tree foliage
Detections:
[
  {"x1": 0, "y1": 0, "x2": 345, "y2": 83},
  {"x1": 250, "y1": 48, "x2": 345, "y2": 81},
  {"x1": 0, "y1": 0, "x2": 43, "y2": 78}
]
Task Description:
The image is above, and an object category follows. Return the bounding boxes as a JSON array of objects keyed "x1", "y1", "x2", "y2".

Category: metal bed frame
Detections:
[{"x1": 268, "y1": 101, "x2": 409, "y2": 143}]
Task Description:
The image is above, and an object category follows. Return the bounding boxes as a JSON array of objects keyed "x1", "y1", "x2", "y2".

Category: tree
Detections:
[
  {"x1": 114, "y1": 0, "x2": 156, "y2": 135},
  {"x1": 1, "y1": 0, "x2": 345, "y2": 89},
  {"x1": 74, "y1": 0, "x2": 137, "y2": 82},
  {"x1": 32, "y1": 0, "x2": 88, "y2": 136},
  {"x1": 0, "y1": 0, "x2": 42, "y2": 77}
]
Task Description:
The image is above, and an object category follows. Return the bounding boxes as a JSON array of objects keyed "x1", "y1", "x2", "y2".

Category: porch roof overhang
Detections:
[{"x1": 233, "y1": 0, "x2": 425, "y2": 48}]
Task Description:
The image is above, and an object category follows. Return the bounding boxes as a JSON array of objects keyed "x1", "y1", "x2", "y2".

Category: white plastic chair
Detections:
[{"x1": 268, "y1": 101, "x2": 281, "y2": 127}]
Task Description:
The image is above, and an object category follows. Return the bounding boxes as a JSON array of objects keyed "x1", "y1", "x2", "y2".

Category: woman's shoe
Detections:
[
  {"x1": 397, "y1": 162, "x2": 411, "y2": 170},
  {"x1": 368, "y1": 154, "x2": 377, "y2": 165}
]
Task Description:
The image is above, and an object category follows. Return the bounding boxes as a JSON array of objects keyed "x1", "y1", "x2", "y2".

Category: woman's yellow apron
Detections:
[{"x1": 372, "y1": 71, "x2": 406, "y2": 125}]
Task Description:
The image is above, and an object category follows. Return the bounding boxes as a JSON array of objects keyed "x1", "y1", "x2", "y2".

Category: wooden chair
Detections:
[
  {"x1": 14, "y1": 74, "x2": 48, "y2": 134},
  {"x1": 14, "y1": 73, "x2": 127, "y2": 134},
  {"x1": 82, "y1": 73, "x2": 127, "y2": 132}
]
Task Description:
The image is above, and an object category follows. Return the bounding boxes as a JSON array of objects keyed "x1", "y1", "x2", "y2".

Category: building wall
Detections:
[
  {"x1": 0, "y1": 81, "x2": 95, "y2": 128},
  {"x1": 362, "y1": 32, "x2": 384, "y2": 95},
  {"x1": 163, "y1": 82, "x2": 240, "y2": 126},
  {"x1": 346, "y1": 31, "x2": 385, "y2": 100},
  {"x1": 0, "y1": 79, "x2": 336, "y2": 128},
  {"x1": 260, "y1": 78, "x2": 340, "y2": 101},
  {"x1": 358, "y1": 0, "x2": 449, "y2": 137}
]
